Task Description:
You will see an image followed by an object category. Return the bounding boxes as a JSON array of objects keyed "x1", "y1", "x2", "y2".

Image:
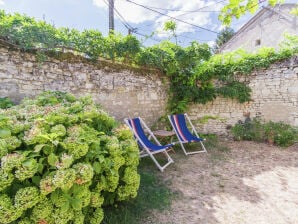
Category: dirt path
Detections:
[{"x1": 146, "y1": 141, "x2": 298, "y2": 224}]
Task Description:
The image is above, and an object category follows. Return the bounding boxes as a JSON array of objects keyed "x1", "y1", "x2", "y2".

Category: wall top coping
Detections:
[{"x1": 0, "y1": 38, "x2": 164, "y2": 77}]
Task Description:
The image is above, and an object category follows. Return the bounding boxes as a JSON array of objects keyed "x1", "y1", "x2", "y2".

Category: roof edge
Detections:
[{"x1": 218, "y1": 3, "x2": 296, "y2": 52}]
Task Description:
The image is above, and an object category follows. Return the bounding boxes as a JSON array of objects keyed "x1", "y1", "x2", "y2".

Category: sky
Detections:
[{"x1": 0, "y1": 0, "x2": 295, "y2": 47}]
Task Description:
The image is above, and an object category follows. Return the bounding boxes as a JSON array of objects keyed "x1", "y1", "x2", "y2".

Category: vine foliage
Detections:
[{"x1": 0, "y1": 10, "x2": 297, "y2": 113}]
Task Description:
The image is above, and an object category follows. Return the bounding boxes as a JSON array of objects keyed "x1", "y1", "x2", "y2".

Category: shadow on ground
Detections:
[{"x1": 142, "y1": 141, "x2": 298, "y2": 224}]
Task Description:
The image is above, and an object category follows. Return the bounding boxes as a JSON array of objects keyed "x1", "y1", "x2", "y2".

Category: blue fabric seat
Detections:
[
  {"x1": 168, "y1": 113, "x2": 207, "y2": 155},
  {"x1": 124, "y1": 117, "x2": 174, "y2": 172},
  {"x1": 127, "y1": 118, "x2": 174, "y2": 151}
]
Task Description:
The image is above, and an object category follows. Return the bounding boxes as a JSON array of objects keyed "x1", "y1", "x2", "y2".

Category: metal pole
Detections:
[{"x1": 109, "y1": 0, "x2": 114, "y2": 32}]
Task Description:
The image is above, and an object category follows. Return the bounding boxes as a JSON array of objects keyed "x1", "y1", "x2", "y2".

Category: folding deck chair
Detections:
[
  {"x1": 124, "y1": 117, "x2": 174, "y2": 172},
  {"x1": 168, "y1": 113, "x2": 207, "y2": 155}
]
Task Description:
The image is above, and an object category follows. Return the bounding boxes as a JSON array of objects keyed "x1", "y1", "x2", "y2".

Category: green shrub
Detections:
[
  {"x1": 231, "y1": 118, "x2": 297, "y2": 147},
  {"x1": 0, "y1": 97, "x2": 14, "y2": 109},
  {"x1": 0, "y1": 91, "x2": 140, "y2": 224},
  {"x1": 264, "y1": 121, "x2": 298, "y2": 147},
  {"x1": 230, "y1": 122, "x2": 247, "y2": 141}
]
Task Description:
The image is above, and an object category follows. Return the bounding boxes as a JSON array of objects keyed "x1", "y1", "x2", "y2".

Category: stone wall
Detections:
[
  {"x1": 0, "y1": 45, "x2": 169, "y2": 126},
  {"x1": 0, "y1": 44, "x2": 297, "y2": 134},
  {"x1": 188, "y1": 56, "x2": 298, "y2": 135}
]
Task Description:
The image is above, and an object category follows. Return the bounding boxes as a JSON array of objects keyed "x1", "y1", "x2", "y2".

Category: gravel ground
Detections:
[{"x1": 144, "y1": 141, "x2": 298, "y2": 224}]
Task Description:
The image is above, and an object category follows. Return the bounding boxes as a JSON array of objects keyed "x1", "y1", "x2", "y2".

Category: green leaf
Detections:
[
  {"x1": 22, "y1": 159, "x2": 35, "y2": 167},
  {"x1": 71, "y1": 198, "x2": 82, "y2": 210},
  {"x1": 37, "y1": 163, "x2": 44, "y2": 174},
  {"x1": 0, "y1": 129, "x2": 11, "y2": 138},
  {"x1": 93, "y1": 161, "x2": 102, "y2": 174},
  {"x1": 60, "y1": 201, "x2": 70, "y2": 212},
  {"x1": 70, "y1": 184, "x2": 81, "y2": 195},
  {"x1": 110, "y1": 169, "x2": 116, "y2": 176},
  {"x1": 97, "y1": 155, "x2": 105, "y2": 163},
  {"x1": 39, "y1": 157, "x2": 45, "y2": 164},
  {"x1": 34, "y1": 144, "x2": 46, "y2": 152},
  {"x1": 268, "y1": 0, "x2": 277, "y2": 5},
  {"x1": 42, "y1": 145, "x2": 54, "y2": 155},
  {"x1": 31, "y1": 176, "x2": 41, "y2": 185},
  {"x1": 51, "y1": 190, "x2": 59, "y2": 202},
  {"x1": 27, "y1": 152, "x2": 40, "y2": 158},
  {"x1": 48, "y1": 153, "x2": 58, "y2": 166}
]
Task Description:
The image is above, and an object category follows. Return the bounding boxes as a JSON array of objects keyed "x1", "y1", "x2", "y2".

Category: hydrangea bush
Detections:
[{"x1": 0, "y1": 91, "x2": 140, "y2": 224}]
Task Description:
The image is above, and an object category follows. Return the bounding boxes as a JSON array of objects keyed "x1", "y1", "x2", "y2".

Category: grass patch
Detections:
[
  {"x1": 202, "y1": 134, "x2": 231, "y2": 162},
  {"x1": 103, "y1": 168, "x2": 174, "y2": 224},
  {"x1": 203, "y1": 134, "x2": 230, "y2": 152}
]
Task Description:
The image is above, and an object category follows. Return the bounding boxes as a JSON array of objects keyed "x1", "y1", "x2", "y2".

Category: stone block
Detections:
[
  {"x1": 287, "y1": 87, "x2": 298, "y2": 94},
  {"x1": 85, "y1": 83, "x2": 94, "y2": 89}
]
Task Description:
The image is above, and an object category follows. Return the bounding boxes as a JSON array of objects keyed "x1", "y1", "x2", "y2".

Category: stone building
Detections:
[{"x1": 220, "y1": 4, "x2": 298, "y2": 53}]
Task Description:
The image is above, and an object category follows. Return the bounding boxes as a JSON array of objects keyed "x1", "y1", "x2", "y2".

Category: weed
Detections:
[{"x1": 204, "y1": 134, "x2": 230, "y2": 152}]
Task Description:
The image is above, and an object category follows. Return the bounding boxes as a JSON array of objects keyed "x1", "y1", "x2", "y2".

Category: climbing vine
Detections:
[
  {"x1": 195, "y1": 45, "x2": 298, "y2": 106},
  {"x1": 0, "y1": 10, "x2": 297, "y2": 113}
]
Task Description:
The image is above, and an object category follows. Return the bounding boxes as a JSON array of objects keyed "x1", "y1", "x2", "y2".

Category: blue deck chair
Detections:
[
  {"x1": 168, "y1": 113, "x2": 207, "y2": 155},
  {"x1": 124, "y1": 117, "x2": 174, "y2": 172}
]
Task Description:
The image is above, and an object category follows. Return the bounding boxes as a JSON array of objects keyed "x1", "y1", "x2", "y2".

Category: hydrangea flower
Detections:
[
  {"x1": 1, "y1": 153, "x2": 25, "y2": 172},
  {"x1": 73, "y1": 163, "x2": 94, "y2": 185},
  {"x1": 14, "y1": 187, "x2": 41, "y2": 210},
  {"x1": 0, "y1": 169, "x2": 14, "y2": 192},
  {"x1": 0, "y1": 91, "x2": 140, "y2": 224},
  {"x1": 0, "y1": 194, "x2": 23, "y2": 223},
  {"x1": 52, "y1": 169, "x2": 76, "y2": 190}
]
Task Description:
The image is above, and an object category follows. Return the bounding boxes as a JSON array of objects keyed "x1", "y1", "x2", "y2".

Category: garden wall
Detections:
[
  {"x1": 0, "y1": 43, "x2": 297, "y2": 134},
  {"x1": 0, "y1": 44, "x2": 169, "y2": 125},
  {"x1": 188, "y1": 56, "x2": 298, "y2": 135}
]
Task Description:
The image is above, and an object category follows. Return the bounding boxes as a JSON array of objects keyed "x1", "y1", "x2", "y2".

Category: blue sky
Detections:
[{"x1": 0, "y1": 0, "x2": 295, "y2": 47}]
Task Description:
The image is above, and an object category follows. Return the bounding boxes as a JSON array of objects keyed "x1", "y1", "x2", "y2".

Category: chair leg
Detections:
[
  {"x1": 179, "y1": 141, "x2": 207, "y2": 155},
  {"x1": 179, "y1": 142, "x2": 188, "y2": 156},
  {"x1": 200, "y1": 141, "x2": 207, "y2": 153},
  {"x1": 145, "y1": 148, "x2": 174, "y2": 172}
]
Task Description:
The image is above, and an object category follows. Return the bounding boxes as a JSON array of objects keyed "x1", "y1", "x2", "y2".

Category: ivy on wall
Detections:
[
  {"x1": 0, "y1": 10, "x2": 297, "y2": 113},
  {"x1": 195, "y1": 46, "x2": 297, "y2": 106}
]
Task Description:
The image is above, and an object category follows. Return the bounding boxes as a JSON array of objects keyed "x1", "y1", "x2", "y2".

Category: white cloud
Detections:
[
  {"x1": 93, "y1": 0, "x2": 159, "y2": 23},
  {"x1": 93, "y1": 0, "x2": 225, "y2": 35},
  {"x1": 207, "y1": 40, "x2": 215, "y2": 47},
  {"x1": 0, "y1": 0, "x2": 5, "y2": 5},
  {"x1": 154, "y1": 7, "x2": 212, "y2": 37}
]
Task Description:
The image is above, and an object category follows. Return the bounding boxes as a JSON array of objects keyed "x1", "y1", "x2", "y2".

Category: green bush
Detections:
[
  {"x1": 0, "y1": 97, "x2": 14, "y2": 109},
  {"x1": 264, "y1": 121, "x2": 298, "y2": 147},
  {"x1": 231, "y1": 118, "x2": 297, "y2": 147},
  {"x1": 0, "y1": 91, "x2": 140, "y2": 224}
]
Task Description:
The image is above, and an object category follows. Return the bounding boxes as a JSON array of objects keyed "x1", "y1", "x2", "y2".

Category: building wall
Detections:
[
  {"x1": 221, "y1": 4, "x2": 298, "y2": 53},
  {"x1": 0, "y1": 45, "x2": 169, "y2": 126}
]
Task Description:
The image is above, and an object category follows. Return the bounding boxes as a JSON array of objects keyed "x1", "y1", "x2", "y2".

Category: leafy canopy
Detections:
[
  {"x1": 290, "y1": 4, "x2": 298, "y2": 16},
  {"x1": 219, "y1": 0, "x2": 285, "y2": 25},
  {"x1": 213, "y1": 27, "x2": 235, "y2": 53},
  {"x1": 163, "y1": 20, "x2": 178, "y2": 44}
]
